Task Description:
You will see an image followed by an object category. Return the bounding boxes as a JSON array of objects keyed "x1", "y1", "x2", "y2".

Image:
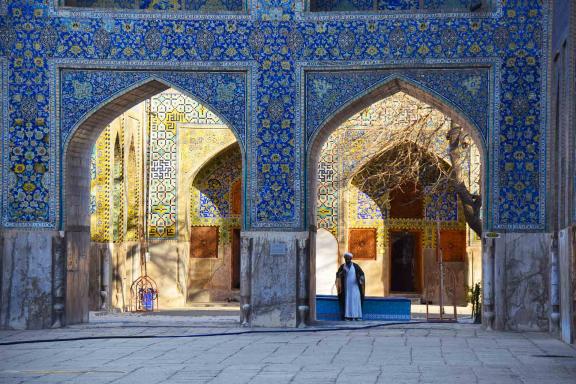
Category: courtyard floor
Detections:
[{"x1": 0, "y1": 316, "x2": 575, "y2": 384}]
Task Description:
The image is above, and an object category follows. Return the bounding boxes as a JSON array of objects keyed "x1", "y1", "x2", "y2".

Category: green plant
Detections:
[{"x1": 468, "y1": 282, "x2": 482, "y2": 324}]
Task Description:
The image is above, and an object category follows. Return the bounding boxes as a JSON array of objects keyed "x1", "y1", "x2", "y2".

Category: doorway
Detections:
[
  {"x1": 390, "y1": 231, "x2": 421, "y2": 293},
  {"x1": 231, "y1": 228, "x2": 241, "y2": 290}
]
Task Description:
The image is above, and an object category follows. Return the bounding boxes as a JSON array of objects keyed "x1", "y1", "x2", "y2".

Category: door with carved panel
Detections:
[{"x1": 188, "y1": 226, "x2": 219, "y2": 301}]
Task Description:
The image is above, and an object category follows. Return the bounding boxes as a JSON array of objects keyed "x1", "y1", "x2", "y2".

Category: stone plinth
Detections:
[
  {"x1": 493, "y1": 232, "x2": 551, "y2": 331},
  {"x1": 0, "y1": 229, "x2": 56, "y2": 329},
  {"x1": 241, "y1": 231, "x2": 309, "y2": 328}
]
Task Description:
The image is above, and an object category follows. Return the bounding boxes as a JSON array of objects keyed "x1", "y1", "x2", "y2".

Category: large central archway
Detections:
[
  {"x1": 61, "y1": 78, "x2": 247, "y2": 325},
  {"x1": 306, "y1": 78, "x2": 488, "y2": 323}
]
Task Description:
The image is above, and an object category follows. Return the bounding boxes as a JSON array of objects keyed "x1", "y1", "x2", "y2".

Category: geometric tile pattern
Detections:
[
  {"x1": 60, "y1": 70, "x2": 246, "y2": 147},
  {"x1": 147, "y1": 90, "x2": 227, "y2": 238},
  {"x1": 191, "y1": 144, "x2": 242, "y2": 244},
  {"x1": 305, "y1": 68, "x2": 490, "y2": 141},
  {"x1": 1, "y1": 0, "x2": 549, "y2": 233},
  {"x1": 357, "y1": 190, "x2": 386, "y2": 220},
  {"x1": 310, "y1": 0, "x2": 479, "y2": 12},
  {"x1": 316, "y1": 133, "x2": 339, "y2": 236},
  {"x1": 148, "y1": 94, "x2": 179, "y2": 239},
  {"x1": 424, "y1": 188, "x2": 459, "y2": 222},
  {"x1": 90, "y1": 128, "x2": 111, "y2": 242}
]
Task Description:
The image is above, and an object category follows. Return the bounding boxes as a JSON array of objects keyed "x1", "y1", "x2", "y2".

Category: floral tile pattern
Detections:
[{"x1": 1, "y1": 1, "x2": 549, "y2": 231}]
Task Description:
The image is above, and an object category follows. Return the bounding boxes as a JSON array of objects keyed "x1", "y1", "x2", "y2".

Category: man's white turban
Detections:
[{"x1": 343, "y1": 252, "x2": 353, "y2": 258}]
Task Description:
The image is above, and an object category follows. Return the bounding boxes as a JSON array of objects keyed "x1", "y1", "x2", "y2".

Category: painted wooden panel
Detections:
[
  {"x1": 348, "y1": 228, "x2": 377, "y2": 260},
  {"x1": 190, "y1": 226, "x2": 219, "y2": 259},
  {"x1": 439, "y1": 230, "x2": 466, "y2": 262}
]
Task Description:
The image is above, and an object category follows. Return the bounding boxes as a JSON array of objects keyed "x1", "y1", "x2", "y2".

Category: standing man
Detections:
[{"x1": 336, "y1": 252, "x2": 365, "y2": 320}]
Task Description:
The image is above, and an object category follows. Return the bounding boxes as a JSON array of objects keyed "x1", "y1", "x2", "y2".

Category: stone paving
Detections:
[{"x1": 0, "y1": 320, "x2": 575, "y2": 384}]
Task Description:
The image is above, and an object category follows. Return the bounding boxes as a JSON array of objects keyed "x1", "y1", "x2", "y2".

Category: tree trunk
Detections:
[{"x1": 447, "y1": 123, "x2": 483, "y2": 237}]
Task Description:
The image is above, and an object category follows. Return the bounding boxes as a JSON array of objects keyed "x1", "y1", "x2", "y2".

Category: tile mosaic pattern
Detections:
[
  {"x1": 60, "y1": 70, "x2": 247, "y2": 147},
  {"x1": 191, "y1": 143, "x2": 242, "y2": 244},
  {"x1": 357, "y1": 190, "x2": 386, "y2": 220},
  {"x1": 311, "y1": 0, "x2": 418, "y2": 12},
  {"x1": 316, "y1": 133, "x2": 339, "y2": 236},
  {"x1": 148, "y1": 90, "x2": 232, "y2": 238},
  {"x1": 310, "y1": 0, "x2": 487, "y2": 12},
  {"x1": 90, "y1": 128, "x2": 111, "y2": 242},
  {"x1": 424, "y1": 188, "x2": 459, "y2": 222},
  {"x1": 147, "y1": 94, "x2": 178, "y2": 238},
  {"x1": 1, "y1": 1, "x2": 548, "y2": 232}
]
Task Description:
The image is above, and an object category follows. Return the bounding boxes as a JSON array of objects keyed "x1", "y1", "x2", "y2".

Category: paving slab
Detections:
[{"x1": 0, "y1": 320, "x2": 575, "y2": 384}]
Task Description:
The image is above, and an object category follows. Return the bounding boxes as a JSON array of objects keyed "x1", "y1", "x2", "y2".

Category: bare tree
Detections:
[{"x1": 333, "y1": 93, "x2": 482, "y2": 236}]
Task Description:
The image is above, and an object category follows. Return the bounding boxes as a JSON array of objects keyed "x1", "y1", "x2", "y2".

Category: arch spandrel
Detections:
[
  {"x1": 305, "y1": 69, "x2": 491, "y2": 147},
  {"x1": 60, "y1": 70, "x2": 248, "y2": 151}
]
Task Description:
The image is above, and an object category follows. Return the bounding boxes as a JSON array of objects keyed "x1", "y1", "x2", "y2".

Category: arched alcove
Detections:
[
  {"x1": 315, "y1": 228, "x2": 339, "y2": 295},
  {"x1": 187, "y1": 142, "x2": 242, "y2": 302},
  {"x1": 112, "y1": 134, "x2": 123, "y2": 242},
  {"x1": 307, "y1": 78, "x2": 487, "y2": 228}
]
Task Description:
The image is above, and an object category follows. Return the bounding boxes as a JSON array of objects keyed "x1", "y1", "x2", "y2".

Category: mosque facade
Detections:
[{"x1": 0, "y1": 0, "x2": 574, "y2": 344}]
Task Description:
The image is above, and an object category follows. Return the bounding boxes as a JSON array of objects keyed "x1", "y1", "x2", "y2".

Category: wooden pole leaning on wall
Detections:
[{"x1": 425, "y1": 218, "x2": 457, "y2": 322}]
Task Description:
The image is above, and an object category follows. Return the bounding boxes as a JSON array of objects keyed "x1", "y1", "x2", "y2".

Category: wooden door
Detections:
[{"x1": 231, "y1": 228, "x2": 241, "y2": 289}]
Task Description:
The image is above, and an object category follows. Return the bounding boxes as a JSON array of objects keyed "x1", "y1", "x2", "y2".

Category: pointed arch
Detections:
[
  {"x1": 191, "y1": 142, "x2": 243, "y2": 220},
  {"x1": 62, "y1": 77, "x2": 246, "y2": 230},
  {"x1": 306, "y1": 76, "x2": 489, "y2": 230}
]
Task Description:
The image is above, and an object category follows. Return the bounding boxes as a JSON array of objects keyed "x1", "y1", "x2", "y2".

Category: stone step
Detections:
[{"x1": 387, "y1": 294, "x2": 423, "y2": 304}]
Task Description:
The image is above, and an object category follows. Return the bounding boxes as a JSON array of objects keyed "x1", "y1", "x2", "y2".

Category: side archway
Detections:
[
  {"x1": 306, "y1": 79, "x2": 489, "y2": 323},
  {"x1": 61, "y1": 79, "x2": 246, "y2": 325}
]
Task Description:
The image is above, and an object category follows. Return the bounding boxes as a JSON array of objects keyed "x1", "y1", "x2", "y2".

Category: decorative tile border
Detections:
[{"x1": 0, "y1": 58, "x2": 7, "y2": 227}]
